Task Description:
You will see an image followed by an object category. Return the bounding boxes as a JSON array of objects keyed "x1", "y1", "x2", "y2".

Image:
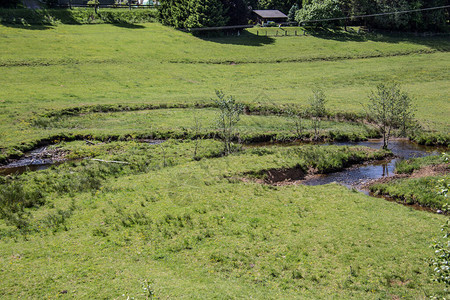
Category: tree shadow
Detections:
[
  {"x1": 111, "y1": 22, "x2": 145, "y2": 29},
  {"x1": 194, "y1": 30, "x2": 275, "y2": 47},
  {"x1": 0, "y1": 9, "x2": 82, "y2": 29},
  {"x1": 304, "y1": 27, "x2": 450, "y2": 52},
  {"x1": 0, "y1": 23, "x2": 55, "y2": 30},
  {"x1": 305, "y1": 27, "x2": 367, "y2": 42}
]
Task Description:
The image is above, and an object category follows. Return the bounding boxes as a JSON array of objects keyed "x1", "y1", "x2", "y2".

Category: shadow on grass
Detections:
[
  {"x1": 0, "y1": 8, "x2": 82, "y2": 29},
  {"x1": 0, "y1": 23, "x2": 55, "y2": 30},
  {"x1": 305, "y1": 27, "x2": 450, "y2": 52},
  {"x1": 112, "y1": 22, "x2": 145, "y2": 29},
  {"x1": 194, "y1": 30, "x2": 275, "y2": 46}
]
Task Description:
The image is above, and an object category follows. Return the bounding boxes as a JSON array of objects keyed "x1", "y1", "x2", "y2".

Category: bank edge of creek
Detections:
[
  {"x1": 1, "y1": 138, "x2": 448, "y2": 213},
  {"x1": 242, "y1": 139, "x2": 448, "y2": 213}
]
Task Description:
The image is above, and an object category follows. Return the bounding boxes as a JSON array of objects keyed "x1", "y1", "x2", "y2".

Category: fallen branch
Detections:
[
  {"x1": 90, "y1": 159, "x2": 130, "y2": 164},
  {"x1": 84, "y1": 140, "x2": 97, "y2": 145}
]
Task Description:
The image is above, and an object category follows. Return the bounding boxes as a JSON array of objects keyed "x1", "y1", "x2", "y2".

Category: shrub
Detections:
[
  {"x1": 213, "y1": 90, "x2": 244, "y2": 155},
  {"x1": 0, "y1": 8, "x2": 158, "y2": 25}
]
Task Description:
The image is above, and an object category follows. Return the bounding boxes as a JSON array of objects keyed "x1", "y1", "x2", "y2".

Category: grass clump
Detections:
[
  {"x1": 395, "y1": 154, "x2": 448, "y2": 174},
  {"x1": 370, "y1": 175, "x2": 449, "y2": 209},
  {"x1": 369, "y1": 154, "x2": 449, "y2": 210},
  {"x1": 242, "y1": 145, "x2": 390, "y2": 182},
  {"x1": 290, "y1": 145, "x2": 390, "y2": 174}
]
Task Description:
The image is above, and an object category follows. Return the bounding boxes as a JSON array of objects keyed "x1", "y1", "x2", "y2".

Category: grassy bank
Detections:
[
  {"x1": 370, "y1": 155, "x2": 449, "y2": 209},
  {"x1": 0, "y1": 143, "x2": 390, "y2": 234},
  {"x1": 0, "y1": 106, "x2": 380, "y2": 163},
  {"x1": 371, "y1": 175, "x2": 449, "y2": 209},
  {"x1": 0, "y1": 23, "x2": 448, "y2": 153},
  {"x1": 0, "y1": 142, "x2": 446, "y2": 298},
  {"x1": 0, "y1": 22, "x2": 449, "y2": 298}
]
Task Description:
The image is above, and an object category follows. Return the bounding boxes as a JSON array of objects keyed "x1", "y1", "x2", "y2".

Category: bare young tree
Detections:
[
  {"x1": 192, "y1": 111, "x2": 203, "y2": 160},
  {"x1": 286, "y1": 104, "x2": 306, "y2": 139},
  {"x1": 308, "y1": 88, "x2": 327, "y2": 141},
  {"x1": 213, "y1": 90, "x2": 244, "y2": 155},
  {"x1": 365, "y1": 83, "x2": 415, "y2": 149}
]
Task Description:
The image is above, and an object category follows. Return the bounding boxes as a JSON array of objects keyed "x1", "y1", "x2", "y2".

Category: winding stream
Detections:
[
  {"x1": 0, "y1": 139, "x2": 445, "y2": 183},
  {"x1": 302, "y1": 139, "x2": 444, "y2": 191},
  {"x1": 0, "y1": 147, "x2": 60, "y2": 176},
  {"x1": 0, "y1": 140, "x2": 164, "y2": 176}
]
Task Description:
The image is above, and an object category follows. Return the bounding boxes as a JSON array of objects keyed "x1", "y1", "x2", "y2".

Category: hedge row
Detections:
[{"x1": 0, "y1": 8, "x2": 158, "y2": 25}]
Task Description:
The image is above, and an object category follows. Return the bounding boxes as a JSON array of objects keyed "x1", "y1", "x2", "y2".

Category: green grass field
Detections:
[
  {"x1": 0, "y1": 23, "x2": 449, "y2": 156},
  {"x1": 0, "y1": 142, "x2": 446, "y2": 298},
  {"x1": 0, "y1": 22, "x2": 449, "y2": 298}
]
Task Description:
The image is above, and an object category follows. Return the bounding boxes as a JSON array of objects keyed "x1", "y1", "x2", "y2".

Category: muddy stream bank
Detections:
[
  {"x1": 0, "y1": 140, "x2": 164, "y2": 176},
  {"x1": 1, "y1": 139, "x2": 446, "y2": 194},
  {"x1": 302, "y1": 139, "x2": 445, "y2": 191}
]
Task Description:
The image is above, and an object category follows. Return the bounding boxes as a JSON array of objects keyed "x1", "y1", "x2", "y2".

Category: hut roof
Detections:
[{"x1": 252, "y1": 10, "x2": 288, "y2": 19}]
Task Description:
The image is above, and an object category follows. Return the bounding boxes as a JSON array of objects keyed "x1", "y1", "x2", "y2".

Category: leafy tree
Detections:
[
  {"x1": 221, "y1": 0, "x2": 249, "y2": 25},
  {"x1": 185, "y1": 0, "x2": 228, "y2": 28},
  {"x1": 373, "y1": 0, "x2": 413, "y2": 31},
  {"x1": 296, "y1": 0, "x2": 344, "y2": 27},
  {"x1": 213, "y1": 90, "x2": 244, "y2": 155},
  {"x1": 0, "y1": 0, "x2": 21, "y2": 8},
  {"x1": 159, "y1": 0, "x2": 248, "y2": 28},
  {"x1": 288, "y1": 3, "x2": 300, "y2": 22},
  {"x1": 353, "y1": 0, "x2": 448, "y2": 31},
  {"x1": 258, "y1": 0, "x2": 301, "y2": 14},
  {"x1": 295, "y1": 0, "x2": 448, "y2": 31},
  {"x1": 431, "y1": 207, "x2": 450, "y2": 289},
  {"x1": 418, "y1": 0, "x2": 448, "y2": 32},
  {"x1": 87, "y1": 0, "x2": 100, "y2": 14},
  {"x1": 365, "y1": 83, "x2": 415, "y2": 149},
  {"x1": 158, "y1": 0, "x2": 190, "y2": 27}
]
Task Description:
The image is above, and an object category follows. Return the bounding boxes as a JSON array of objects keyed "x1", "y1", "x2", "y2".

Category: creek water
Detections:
[
  {"x1": 0, "y1": 139, "x2": 445, "y2": 181},
  {"x1": 0, "y1": 147, "x2": 58, "y2": 176},
  {"x1": 302, "y1": 139, "x2": 445, "y2": 191},
  {"x1": 0, "y1": 140, "x2": 165, "y2": 176}
]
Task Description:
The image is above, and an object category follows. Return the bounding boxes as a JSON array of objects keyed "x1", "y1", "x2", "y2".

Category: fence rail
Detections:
[
  {"x1": 254, "y1": 29, "x2": 307, "y2": 37},
  {"x1": 56, "y1": 4, "x2": 158, "y2": 9}
]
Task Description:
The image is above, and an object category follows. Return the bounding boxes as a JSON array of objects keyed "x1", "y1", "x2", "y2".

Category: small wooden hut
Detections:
[{"x1": 252, "y1": 10, "x2": 288, "y2": 25}]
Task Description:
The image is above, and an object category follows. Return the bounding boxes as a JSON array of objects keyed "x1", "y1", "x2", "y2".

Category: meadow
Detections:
[
  {"x1": 0, "y1": 21, "x2": 449, "y2": 298},
  {"x1": 0, "y1": 23, "x2": 449, "y2": 158},
  {"x1": 0, "y1": 141, "x2": 445, "y2": 298}
]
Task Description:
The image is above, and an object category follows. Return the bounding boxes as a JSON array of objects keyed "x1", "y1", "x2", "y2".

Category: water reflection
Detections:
[{"x1": 302, "y1": 139, "x2": 444, "y2": 189}]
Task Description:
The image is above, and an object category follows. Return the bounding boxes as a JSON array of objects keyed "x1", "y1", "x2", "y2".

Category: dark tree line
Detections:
[
  {"x1": 159, "y1": 0, "x2": 448, "y2": 30},
  {"x1": 296, "y1": 0, "x2": 449, "y2": 32},
  {"x1": 0, "y1": 0, "x2": 21, "y2": 8},
  {"x1": 158, "y1": 0, "x2": 304, "y2": 28},
  {"x1": 158, "y1": 0, "x2": 250, "y2": 28}
]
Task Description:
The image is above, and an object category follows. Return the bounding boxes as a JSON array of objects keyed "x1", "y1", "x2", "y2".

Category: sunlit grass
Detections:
[
  {"x1": 0, "y1": 143, "x2": 446, "y2": 298},
  {"x1": 0, "y1": 22, "x2": 448, "y2": 298}
]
